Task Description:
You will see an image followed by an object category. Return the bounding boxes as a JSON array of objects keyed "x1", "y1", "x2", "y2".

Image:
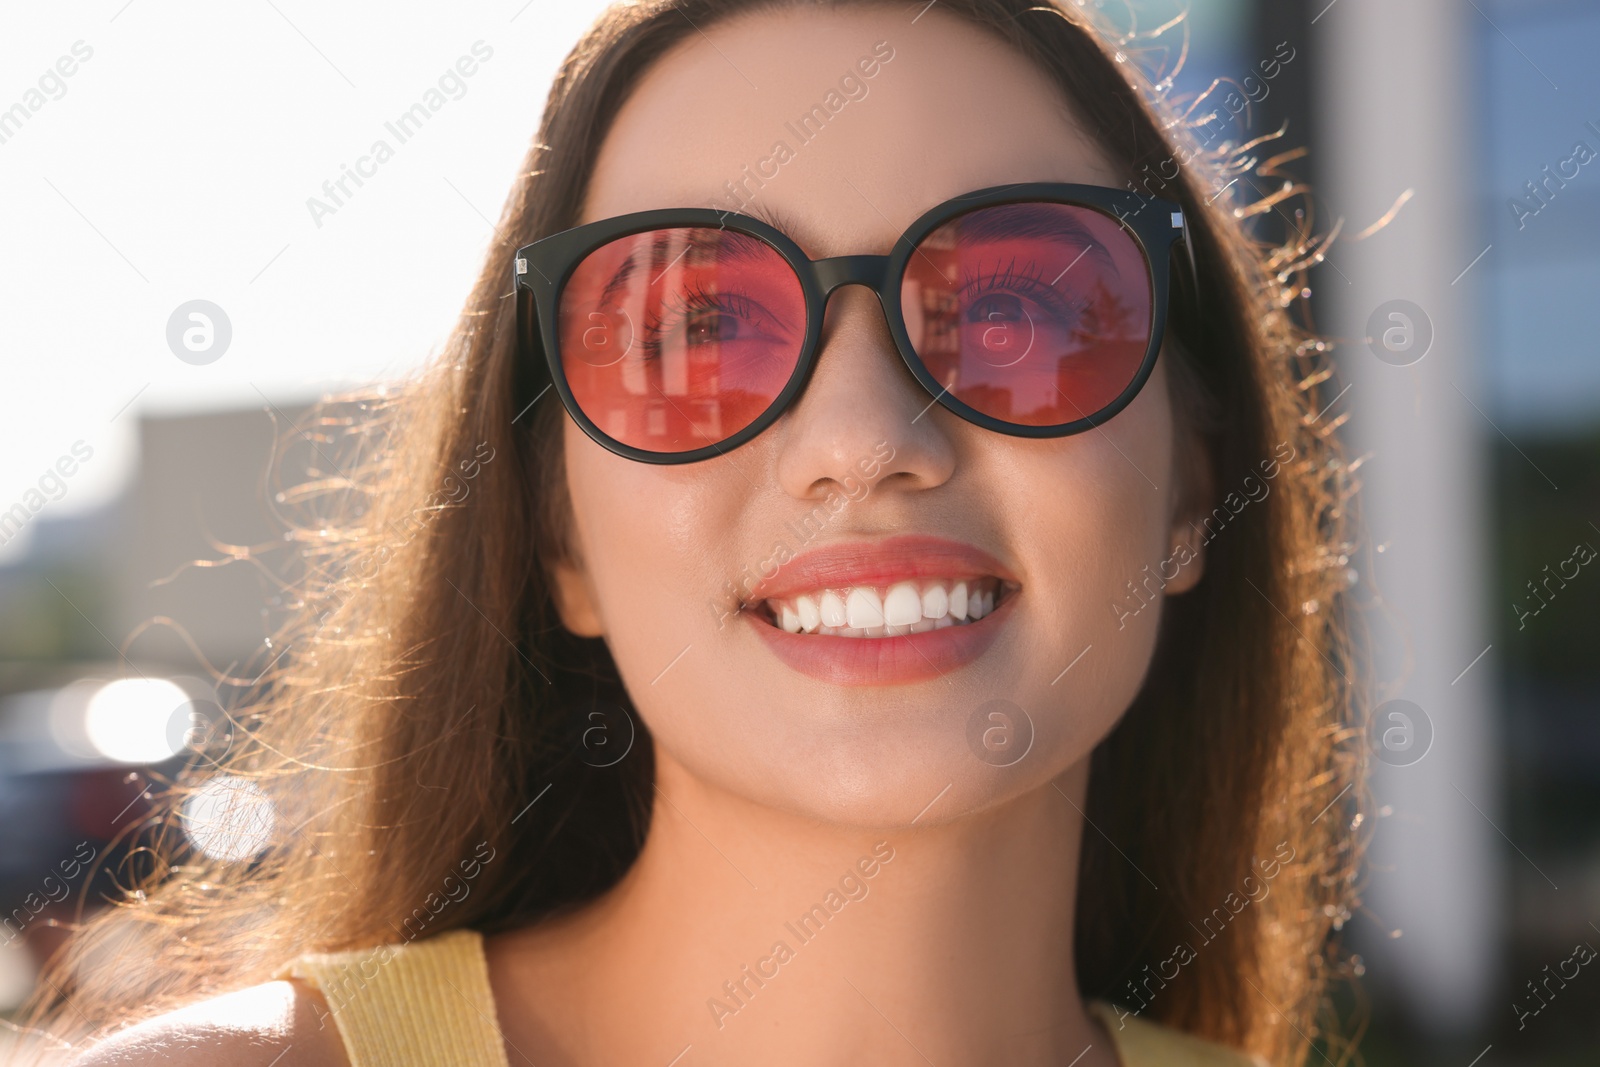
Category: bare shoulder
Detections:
[{"x1": 69, "y1": 979, "x2": 347, "y2": 1067}]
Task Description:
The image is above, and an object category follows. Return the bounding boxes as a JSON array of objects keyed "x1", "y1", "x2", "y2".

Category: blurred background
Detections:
[{"x1": 0, "y1": 0, "x2": 1595, "y2": 1062}]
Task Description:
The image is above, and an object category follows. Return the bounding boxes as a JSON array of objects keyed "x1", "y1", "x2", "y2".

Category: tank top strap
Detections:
[
  {"x1": 274, "y1": 927, "x2": 510, "y2": 1067},
  {"x1": 1087, "y1": 999, "x2": 1268, "y2": 1066}
]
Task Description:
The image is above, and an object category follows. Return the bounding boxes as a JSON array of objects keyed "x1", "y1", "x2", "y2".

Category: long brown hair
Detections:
[{"x1": 25, "y1": 2, "x2": 1364, "y2": 1063}]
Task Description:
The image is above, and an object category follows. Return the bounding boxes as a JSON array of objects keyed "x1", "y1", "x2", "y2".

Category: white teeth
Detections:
[
  {"x1": 762, "y1": 577, "x2": 1010, "y2": 638},
  {"x1": 796, "y1": 595, "x2": 821, "y2": 631},
  {"x1": 845, "y1": 587, "x2": 884, "y2": 628},
  {"x1": 819, "y1": 590, "x2": 848, "y2": 628},
  {"x1": 884, "y1": 582, "x2": 923, "y2": 626}
]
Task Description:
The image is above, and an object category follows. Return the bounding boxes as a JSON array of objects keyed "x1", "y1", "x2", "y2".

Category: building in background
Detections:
[{"x1": 0, "y1": 405, "x2": 306, "y2": 1012}]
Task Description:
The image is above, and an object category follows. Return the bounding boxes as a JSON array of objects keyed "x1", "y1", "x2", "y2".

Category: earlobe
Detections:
[
  {"x1": 1165, "y1": 393, "x2": 1214, "y2": 597},
  {"x1": 1163, "y1": 522, "x2": 1205, "y2": 595},
  {"x1": 551, "y1": 559, "x2": 605, "y2": 637}
]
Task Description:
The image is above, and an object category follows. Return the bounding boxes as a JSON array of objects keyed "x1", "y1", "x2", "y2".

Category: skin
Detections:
[{"x1": 74, "y1": 6, "x2": 1206, "y2": 1066}]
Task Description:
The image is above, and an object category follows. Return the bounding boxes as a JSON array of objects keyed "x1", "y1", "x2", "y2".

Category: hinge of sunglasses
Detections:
[
  {"x1": 515, "y1": 257, "x2": 528, "y2": 276},
  {"x1": 1172, "y1": 209, "x2": 1199, "y2": 304}
]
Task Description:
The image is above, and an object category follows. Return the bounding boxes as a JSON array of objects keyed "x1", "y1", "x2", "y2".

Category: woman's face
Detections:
[{"x1": 551, "y1": 5, "x2": 1202, "y2": 826}]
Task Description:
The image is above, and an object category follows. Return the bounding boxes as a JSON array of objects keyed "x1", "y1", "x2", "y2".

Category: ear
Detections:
[
  {"x1": 1163, "y1": 414, "x2": 1214, "y2": 598},
  {"x1": 550, "y1": 555, "x2": 605, "y2": 637},
  {"x1": 1162, "y1": 518, "x2": 1206, "y2": 595}
]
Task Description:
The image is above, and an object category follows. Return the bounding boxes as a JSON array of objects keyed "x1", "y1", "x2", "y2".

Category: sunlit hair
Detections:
[{"x1": 22, "y1": 2, "x2": 1366, "y2": 1064}]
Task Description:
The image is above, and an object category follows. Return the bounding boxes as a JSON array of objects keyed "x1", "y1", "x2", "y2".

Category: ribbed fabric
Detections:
[
  {"x1": 1088, "y1": 999, "x2": 1269, "y2": 1066},
  {"x1": 275, "y1": 928, "x2": 510, "y2": 1067}
]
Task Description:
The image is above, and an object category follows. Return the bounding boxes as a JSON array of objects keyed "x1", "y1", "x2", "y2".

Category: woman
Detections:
[{"x1": 32, "y1": 1, "x2": 1363, "y2": 1064}]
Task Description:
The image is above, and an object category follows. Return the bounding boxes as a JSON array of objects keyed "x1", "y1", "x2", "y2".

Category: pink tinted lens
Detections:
[
  {"x1": 557, "y1": 227, "x2": 806, "y2": 454},
  {"x1": 899, "y1": 202, "x2": 1153, "y2": 427}
]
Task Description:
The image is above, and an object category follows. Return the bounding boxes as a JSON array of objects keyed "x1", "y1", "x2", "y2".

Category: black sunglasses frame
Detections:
[{"x1": 513, "y1": 181, "x2": 1191, "y2": 465}]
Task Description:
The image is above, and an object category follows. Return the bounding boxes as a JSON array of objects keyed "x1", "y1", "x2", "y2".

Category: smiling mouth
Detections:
[{"x1": 751, "y1": 577, "x2": 1019, "y2": 638}]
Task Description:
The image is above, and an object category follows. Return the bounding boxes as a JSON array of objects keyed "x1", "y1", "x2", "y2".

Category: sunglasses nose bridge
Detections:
[{"x1": 812, "y1": 254, "x2": 891, "y2": 299}]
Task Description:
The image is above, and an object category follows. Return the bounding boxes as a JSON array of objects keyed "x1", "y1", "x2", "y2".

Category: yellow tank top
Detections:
[{"x1": 277, "y1": 929, "x2": 1263, "y2": 1066}]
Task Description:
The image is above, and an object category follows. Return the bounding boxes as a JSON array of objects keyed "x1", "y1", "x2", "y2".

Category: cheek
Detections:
[
  {"x1": 1006, "y1": 369, "x2": 1178, "y2": 754},
  {"x1": 560, "y1": 419, "x2": 746, "y2": 687}
]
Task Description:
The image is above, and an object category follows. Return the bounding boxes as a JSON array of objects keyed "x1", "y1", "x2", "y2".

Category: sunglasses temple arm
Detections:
[
  {"x1": 1182, "y1": 209, "x2": 1198, "y2": 284},
  {"x1": 1172, "y1": 212, "x2": 1200, "y2": 312}
]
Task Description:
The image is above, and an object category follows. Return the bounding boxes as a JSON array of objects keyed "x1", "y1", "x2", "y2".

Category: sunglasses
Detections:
[{"x1": 514, "y1": 182, "x2": 1191, "y2": 464}]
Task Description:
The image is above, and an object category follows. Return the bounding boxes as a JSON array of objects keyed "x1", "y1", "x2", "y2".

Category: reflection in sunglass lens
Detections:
[
  {"x1": 557, "y1": 227, "x2": 806, "y2": 453},
  {"x1": 899, "y1": 202, "x2": 1153, "y2": 427}
]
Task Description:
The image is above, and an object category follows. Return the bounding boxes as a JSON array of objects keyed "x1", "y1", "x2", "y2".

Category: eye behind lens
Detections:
[
  {"x1": 900, "y1": 201, "x2": 1153, "y2": 428},
  {"x1": 557, "y1": 226, "x2": 808, "y2": 454}
]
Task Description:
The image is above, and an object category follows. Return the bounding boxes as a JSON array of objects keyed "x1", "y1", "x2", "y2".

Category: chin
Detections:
[{"x1": 650, "y1": 681, "x2": 1121, "y2": 830}]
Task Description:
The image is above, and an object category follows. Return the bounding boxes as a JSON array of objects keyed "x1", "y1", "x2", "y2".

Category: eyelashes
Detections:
[
  {"x1": 637, "y1": 283, "x2": 784, "y2": 357},
  {"x1": 958, "y1": 256, "x2": 1087, "y2": 322}
]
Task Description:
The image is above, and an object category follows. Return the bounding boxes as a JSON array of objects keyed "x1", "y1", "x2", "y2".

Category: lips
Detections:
[
  {"x1": 740, "y1": 534, "x2": 1020, "y2": 685},
  {"x1": 741, "y1": 534, "x2": 1018, "y2": 603}
]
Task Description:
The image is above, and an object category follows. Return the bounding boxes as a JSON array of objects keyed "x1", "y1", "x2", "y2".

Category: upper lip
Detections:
[{"x1": 739, "y1": 533, "x2": 1019, "y2": 606}]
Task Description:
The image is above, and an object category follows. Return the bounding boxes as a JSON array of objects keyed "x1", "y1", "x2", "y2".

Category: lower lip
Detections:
[{"x1": 745, "y1": 592, "x2": 1017, "y2": 686}]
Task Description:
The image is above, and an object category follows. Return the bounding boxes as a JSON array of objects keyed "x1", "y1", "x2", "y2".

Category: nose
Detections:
[{"x1": 773, "y1": 272, "x2": 957, "y2": 501}]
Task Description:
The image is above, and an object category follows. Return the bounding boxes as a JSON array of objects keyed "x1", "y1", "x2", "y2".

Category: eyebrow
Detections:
[
  {"x1": 954, "y1": 203, "x2": 1118, "y2": 273},
  {"x1": 593, "y1": 200, "x2": 1118, "y2": 304},
  {"x1": 597, "y1": 228, "x2": 777, "y2": 304},
  {"x1": 731, "y1": 200, "x2": 804, "y2": 237}
]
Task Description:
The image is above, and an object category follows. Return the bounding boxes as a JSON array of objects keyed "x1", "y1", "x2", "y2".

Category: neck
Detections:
[{"x1": 492, "y1": 754, "x2": 1119, "y2": 1067}]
